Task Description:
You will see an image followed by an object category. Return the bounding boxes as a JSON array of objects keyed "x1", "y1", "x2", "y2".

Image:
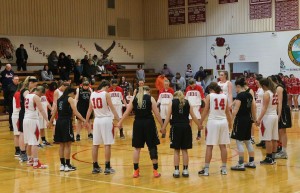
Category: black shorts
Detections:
[
  {"x1": 54, "y1": 119, "x2": 74, "y2": 143},
  {"x1": 231, "y1": 116, "x2": 252, "y2": 141},
  {"x1": 132, "y1": 119, "x2": 160, "y2": 148},
  {"x1": 170, "y1": 123, "x2": 192, "y2": 149},
  {"x1": 18, "y1": 110, "x2": 25, "y2": 133},
  {"x1": 279, "y1": 106, "x2": 292, "y2": 129}
]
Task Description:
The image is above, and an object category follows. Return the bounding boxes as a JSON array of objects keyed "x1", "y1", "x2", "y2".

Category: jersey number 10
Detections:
[
  {"x1": 214, "y1": 98, "x2": 225, "y2": 110},
  {"x1": 92, "y1": 98, "x2": 103, "y2": 109}
]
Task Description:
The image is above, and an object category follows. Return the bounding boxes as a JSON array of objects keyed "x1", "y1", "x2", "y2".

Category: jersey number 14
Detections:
[{"x1": 214, "y1": 98, "x2": 225, "y2": 110}]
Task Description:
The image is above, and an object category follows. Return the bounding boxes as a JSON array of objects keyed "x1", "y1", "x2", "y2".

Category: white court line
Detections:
[{"x1": 0, "y1": 166, "x2": 176, "y2": 193}]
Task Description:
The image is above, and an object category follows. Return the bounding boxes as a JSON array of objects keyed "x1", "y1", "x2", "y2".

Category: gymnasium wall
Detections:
[
  {"x1": 144, "y1": 30, "x2": 300, "y2": 78},
  {"x1": 0, "y1": 35, "x2": 144, "y2": 70},
  {"x1": 0, "y1": 0, "x2": 144, "y2": 40}
]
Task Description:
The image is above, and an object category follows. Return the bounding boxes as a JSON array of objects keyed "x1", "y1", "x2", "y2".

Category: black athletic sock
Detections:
[
  {"x1": 41, "y1": 137, "x2": 46, "y2": 141},
  {"x1": 15, "y1": 147, "x2": 20, "y2": 152},
  {"x1": 175, "y1": 166, "x2": 179, "y2": 170},
  {"x1": 120, "y1": 128, "x2": 124, "y2": 135},
  {"x1": 93, "y1": 162, "x2": 99, "y2": 168},
  {"x1": 183, "y1": 165, "x2": 188, "y2": 170},
  {"x1": 105, "y1": 161, "x2": 111, "y2": 169},
  {"x1": 249, "y1": 157, "x2": 254, "y2": 162},
  {"x1": 134, "y1": 163, "x2": 139, "y2": 170},
  {"x1": 66, "y1": 159, "x2": 70, "y2": 166},
  {"x1": 21, "y1": 150, "x2": 26, "y2": 154},
  {"x1": 153, "y1": 163, "x2": 158, "y2": 170},
  {"x1": 60, "y1": 158, "x2": 65, "y2": 165},
  {"x1": 266, "y1": 153, "x2": 272, "y2": 159}
]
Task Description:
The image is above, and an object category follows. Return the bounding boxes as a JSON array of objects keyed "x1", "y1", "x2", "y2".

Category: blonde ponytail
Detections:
[
  {"x1": 23, "y1": 76, "x2": 30, "y2": 89},
  {"x1": 174, "y1": 91, "x2": 185, "y2": 109},
  {"x1": 137, "y1": 86, "x2": 144, "y2": 109}
]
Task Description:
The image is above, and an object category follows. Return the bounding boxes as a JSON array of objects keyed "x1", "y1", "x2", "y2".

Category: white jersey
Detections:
[
  {"x1": 265, "y1": 90, "x2": 278, "y2": 115},
  {"x1": 256, "y1": 88, "x2": 264, "y2": 115},
  {"x1": 39, "y1": 96, "x2": 48, "y2": 118},
  {"x1": 218, "y1": 81, "x2": 229, "y2": 95},
  {"x1": 57, "y1": 89, "x2": 63, "y2": 98},
  {"x1": 208, "y1": 93, "x2": 227, "y2": 120},
  {"x1": 12, "y1": 92, "x2": 21, "y2": 118},
  {"x1": 90, "y1": 91, "x2": 112, "y2": 118},
  {"x1": 24, "y1": 93, "x2": 39, "y2": 119},
  {"x1": 185, "y1": 90, "x2": 202, "y2": 106},
  {"x1": 109, "y1": 89, "x2": 123, "y2": 105},
  {"x1": 157, "y1": 92, "x2": 173, "y2": 105}
]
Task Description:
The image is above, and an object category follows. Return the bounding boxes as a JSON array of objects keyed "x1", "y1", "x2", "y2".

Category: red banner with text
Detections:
[
  {"x1": 275, "y1": 0, "x2": 299, "y2": 31},
  {"x1": 188, "y1": 6, "x2": 206, "y2": 23},
  {"x1": 249, "y1": 0, "x2": 272, "y2": 20},
  {"x1": 168, "y1": 0, "x2": 185, "y2": 8},
  {"x1": 188, "y1": 0, "x2": 206, "y2": 6},
  {"x1": 219, "y1": 0, "x2": 238, "y2": 4},
  {"x1": 169, "y1": 8, "x2": 186, "y2": 25}
]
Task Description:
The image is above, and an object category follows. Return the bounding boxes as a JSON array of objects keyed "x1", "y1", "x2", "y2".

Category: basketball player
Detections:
[
  {"x1": 289, "y1": 74, "x2": 298, "y2": 111},
  {"x1": 108, "y1": 79, "x2": 127, "y2": 139},
  {"x1": 255, "y1": 75, "x2": 266, "y2": 148},
  {"x1": 198, "y1": 82, "x2": 231, "y2": 176},
  {"x1": 246, "y1": 75, "x2": 258, "y2": 95},
  {"x1": 19, "y1": 76, "x2": 38, "y2": 162},
  {"x1": 185, "y1": 79, "x2": 205, "y2": 140},
  {"x1": 157, "y1": 79, "x2": 174, "y2": 138},
  {"x1": 218, "y1": 71, "x2": 233, "y2": 109},
  {"x1": 39, "y1": 84, "x2": 52, "y2": 146},
  {"x1": 85, "y1": 80, "x2": 120, "y2": 174},
  {"x1": 117, "y1": 86, "x2": 164, "y2": 178},
  {"x1": 49, "y1": 87, "x2": 87, "y2": 172},
  {"x1": 230, "y1": 77, "x2": 256, "y2": 171},
  {"x1": 75, "y1": 81, "x2": 93, "y2": 141},
  {"x1": 271, "y1": 75, "x2": 291, "y2": 159},
  {"x1": 256, "y1": 78, "x2": 278, "y2": 164},
  {"x1": 133, "y1": 79, "x2": 144, "y2": 96},
  {"x1": 12, "y1": 82, "x2": 23, "y2": 157},
  {"x1": 161, "y1": 91, "x2": 201, "y2": 178},
  {"x1": 285, "y1": 76, "x2": 292, "y2": 108},
  {"x1": 23, "y1": 86, "x2": 49, "y2": 169}
]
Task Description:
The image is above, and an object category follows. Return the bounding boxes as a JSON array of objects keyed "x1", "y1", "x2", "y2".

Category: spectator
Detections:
[
  {"x1": 7, "y1": 75, "x2": 19, "y2": 131},
  {"x1": 67, "y1": 55, "x2": 75, "y2": 71},
  {"x1": 160, "y1": 64, "x2": 174, "y2": 78},
  {"x1": 0, "y1": 64, "x2": 14, "y2": 113},
  {"x1": 48, "y1": 51, "x2": 58, "y2": 74},
  {"x1": 41, "y1": 65, "x2": 54, "y2": 81},
  {"x1": 119, "y1": 76, "x2": 130, "y2": 97},
  {"x1": 74, "y1": 59, "x2": 83, "y2": 85},
  {"x1": 82, "y1": 59, "x2": 96, "y2": 84},
  {"x1": 171, "y1": 72, "x2": 186, "y2": 92},
  {"x1": 92, "y1": 55, "x2": 98, "y2": 66},
  {"x1": 106, "y1": 59, "x2": 118, "y2": 78},
  {"x1": 96, "y1": 61, "x2": 106, "y2": 80},
  {"x1": 45, "y1": 81, "x2": 57, "y2": 119},
  {"x1": 185, "y1": 64, "x2": 193, "y2": 82},
  {"x1": 57, "y1": 52, "x2": 71, "y2": 80},
  {"x1": 16, "y1": 44, "x2": 28, "y2": 71},
  {"x1": 194, "y1": 66, "x2": 207, "y2": 89},
  {"x1": 136, "y1": 64, "x2": 145, "y2": 82},
  {"x1": 155, "y1": 74, "x2": 168, "y2": 91}
]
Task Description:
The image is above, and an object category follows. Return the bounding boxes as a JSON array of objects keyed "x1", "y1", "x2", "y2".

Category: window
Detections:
[{"x1": 107, "y1": 0, "x2": 115, "y2": 8}]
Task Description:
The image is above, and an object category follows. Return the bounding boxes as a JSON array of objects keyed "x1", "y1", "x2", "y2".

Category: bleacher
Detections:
[{"x1": 0, "y1": 62, "x2": 160, "y2": 121}]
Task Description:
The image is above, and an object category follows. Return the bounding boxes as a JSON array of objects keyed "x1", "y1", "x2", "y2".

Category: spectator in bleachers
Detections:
[
  {"x1": 41, "y1": 65, "x2": 54, "y2": 81},
  {"x1": 194, "y1": 66, "x2": 207, "y2": 89},
  {"x1": 74, "y1": 59, "x2": 83, "y2": 85},
  {"x1": 106, "y1": 59, "x2": 118, "y2": 78},
  {"x1": 172, "y1": 72, "x2": 186, "y2": 92},
  {"x1": 92, "y1": 55, "x2": 98, "y2": 66},
  {"x1": 155, "y1": 73, "x2": 168, "y2": 91},
  {"x1": 7, "y1": 75, "x2": 19, "y2": 131},
  {"x1": 119, "y1": 76, "x2": 130, "y2": 97},
  {"x1": 67, "y1": 55, "x2": 75, "y2": 71},
  {"x1": 136, "y1": 64, "x2": 145, "y2": 82},
  {"x1": 0, "y1": 64, "x2": 14, "y2": 113},
  {"x1": 16, "y1": 44, "x2": 28, "y2": 71},
  {"x1": 58, "y1": 52, "x2": 71, "y2": 81},
  {"x1": 96, "y1": 61, "x2": 106, "y2": 80},
  {"x1": 160, "y1": 64, "x2": 173, "y2": 79},
  {"x1": 82, "y1": 59, "x2": 96, "y2": 84},
  {"x1": 48, "y1": 51, "x2": 58, "y2": 75},
  {"x1": 185, "y1": 64, "x2": 193, "y2": 82}
]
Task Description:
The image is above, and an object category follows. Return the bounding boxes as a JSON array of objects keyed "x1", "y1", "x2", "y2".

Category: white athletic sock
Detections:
[
  {"x1": 33, "y1": 158, "x2": 39, "y2": 166},
  {"x1": 282, "y1": 147, "x2": 286, "y2": 152}
]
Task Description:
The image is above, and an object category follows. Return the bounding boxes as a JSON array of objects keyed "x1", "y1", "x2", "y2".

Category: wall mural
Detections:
[
  {"x1": 210, "y1": 37, "x2": 230, "y2": 70},
  {"x1": 0, "y1": 38, "x2": 14, "y2": 61},
  {"x1": 288, "y1": 34, "x2": 300, "y2": 67}
]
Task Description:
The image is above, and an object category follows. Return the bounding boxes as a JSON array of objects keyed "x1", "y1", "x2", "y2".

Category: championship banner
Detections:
[
  {"x1": 188, "y1": 6, "x2": 206, "y2": 23},
  {"x1": 275, "y1": 0, "x2": 299, "y2": 31},
  {"x1": 168, "y1": 0, "x2": 185, "y2": 8},
  {"x1": 249, "y1": 0, "x2": 272, "y2": 20},
  {"x1": 219, "y1": 0, "x2": 238, "y2": 4},
  {"x1": 169, "y1": 8, "x2": 186, "y2": 25},
  {"x1": 188, "y1": 0, "x2": 206, "y2": 6}
]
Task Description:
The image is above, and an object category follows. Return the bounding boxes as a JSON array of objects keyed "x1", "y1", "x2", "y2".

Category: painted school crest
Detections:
[{"x1": 288, "y1": 34, "x2": 300, "y2": 66}]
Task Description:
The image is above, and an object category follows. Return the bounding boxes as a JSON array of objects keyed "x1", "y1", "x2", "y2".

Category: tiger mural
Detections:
[{"x1": 0, "y1": 38, "x2": 14, "y2": 61}]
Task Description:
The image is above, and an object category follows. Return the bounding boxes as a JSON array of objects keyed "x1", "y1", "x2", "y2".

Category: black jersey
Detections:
[
  {"x1": 235, "y1": 91, "x2": 252, "y2": 118},
  {"x1": 171, "y1": 99, "x2": 190, "y2": 124},
  {"x1": 19, "y1": 88, "x2": 28, "y2": 114},
  {"x1": 277, "y1": 85, "x2": 288, "y2": 107},
  {"x1": 77, "y1": 87, "x2": 91, "y2": 108},
  {"x1": 57, "y1": 96, "x2": 72, "y2": 119},
  {"x1": 133, "y1": 94, "x2": 153, "y2": 120}
]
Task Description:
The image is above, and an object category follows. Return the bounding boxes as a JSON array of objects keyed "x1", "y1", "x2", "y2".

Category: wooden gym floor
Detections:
[{"x1": 0, "y1": 114, "x2": 300, "y2": 193}]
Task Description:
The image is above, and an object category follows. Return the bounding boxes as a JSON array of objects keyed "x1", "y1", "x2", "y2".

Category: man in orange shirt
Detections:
[{"x1": 155, "y1": 74, "x2": 168, "y2": 91}]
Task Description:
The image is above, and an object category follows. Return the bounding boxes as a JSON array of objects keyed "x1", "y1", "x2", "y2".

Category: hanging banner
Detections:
[
  {"x1": 169, "y1": 8, "x2": 186, "y2": 25},
  {"x1": 275, "y1": 0, "x2": 299, "y2": 31},
  {"x1": 168, "y1": 0, "x2": 185, "y2": 8},
  {"x1": 188, "y1": 0, "x2": 206, "y2": 6},
  {"x1": 188, "y1": 6, "x2": 206, "y2": 23},
  {"x1": 249, "y1": 0, "x2": 272, "y2": 20},
  {"x1": 219, "y1": 0, "x2": 238, "y2": 4}
]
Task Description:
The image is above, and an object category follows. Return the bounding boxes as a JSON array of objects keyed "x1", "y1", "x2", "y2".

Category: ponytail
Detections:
[
  {"x1": 173, "y1": 91, "x2": 185, "y2": 109},
  {"x1": 137, "y1": 86, "x2": 144, "y2": 109}
]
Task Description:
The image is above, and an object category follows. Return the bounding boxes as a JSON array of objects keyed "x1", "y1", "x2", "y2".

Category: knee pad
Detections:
[
  {"x1": 245, "y1": 140, "x2": 254, "y2": 152},
  {"x1": 148, "y1": 146, "x2": 158, "y2": 160},
  {"x1": 236, "y1": 140, "x2": 244, "y2": 153}
]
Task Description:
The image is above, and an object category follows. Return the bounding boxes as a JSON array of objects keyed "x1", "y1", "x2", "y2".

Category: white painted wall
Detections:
[{"x1": 145, "y1": 30, "x2": 300, "y2": 79}]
